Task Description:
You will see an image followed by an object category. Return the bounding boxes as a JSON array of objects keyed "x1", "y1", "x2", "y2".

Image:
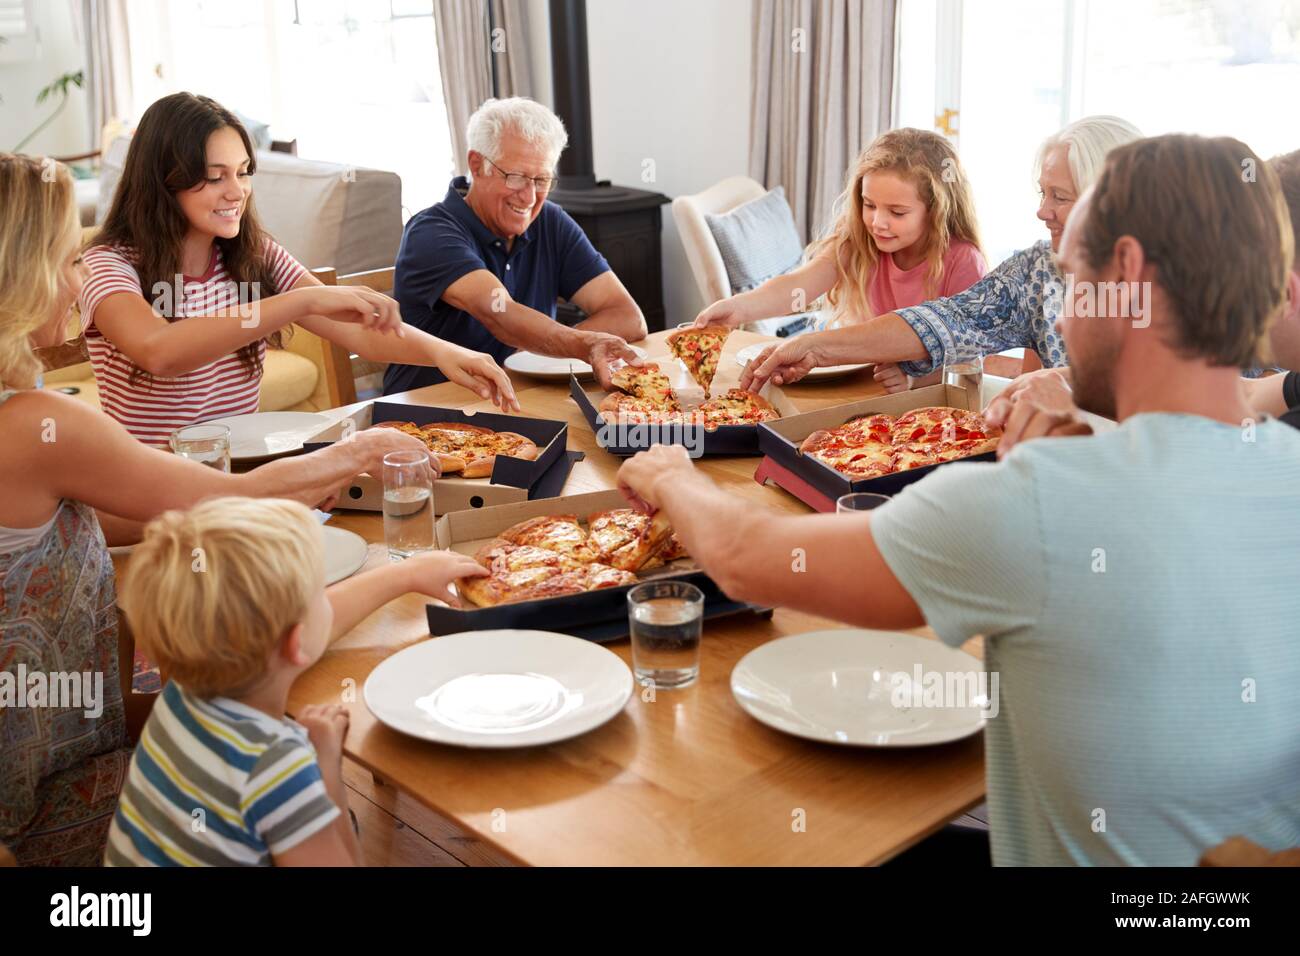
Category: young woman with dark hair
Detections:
[{"x1": 83, "y1": 92, "x2": 518, "y2": 445}]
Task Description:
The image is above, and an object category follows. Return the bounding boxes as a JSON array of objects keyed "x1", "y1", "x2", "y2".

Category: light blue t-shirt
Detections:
[{"x1": 871, "y1": 413, "x2": 1300, "y2": 866}]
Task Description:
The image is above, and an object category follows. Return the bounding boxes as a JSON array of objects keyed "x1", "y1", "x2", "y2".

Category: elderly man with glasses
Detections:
[{"x1": 384, "y1": 97, "x2": 646, "y2": 394}]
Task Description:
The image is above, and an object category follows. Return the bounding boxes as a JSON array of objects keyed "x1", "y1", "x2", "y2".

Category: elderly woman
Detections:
[
  {"x1": 740, "y1": 115, "x2": 1144, "y2": 392},
  {"x1": 384, "y1": 96, "x2": 647, "y2": 393}
]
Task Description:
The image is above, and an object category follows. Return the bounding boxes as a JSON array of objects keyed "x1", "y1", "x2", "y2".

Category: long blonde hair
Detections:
[
  {"x1": 810, "y1": 128, "x2": 982, "y2": 325},
  {"x1": 0, "y1": 153, "x2": 80, "y2": 389}
]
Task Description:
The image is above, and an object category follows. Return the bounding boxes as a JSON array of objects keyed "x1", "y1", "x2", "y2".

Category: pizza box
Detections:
[
  {"x1": 302, "y1": 401, "x2": 576, "y2": 516},
  {"x1": 569, "y1": 374, "x2": 799, "y2": 457},
  {"x1": 568, "y1": 327, "x2": 802, "y2": 457},
  {"x1": 427, "y1": 488, "x2": 769, "y2": 643},
  {"x1": 754, "y1": 383, "x2": 996, "y2": 511}
]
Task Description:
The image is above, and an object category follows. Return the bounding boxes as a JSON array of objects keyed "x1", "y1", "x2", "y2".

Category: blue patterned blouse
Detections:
[{"x1": 897, "y1": 240, "x2": 1068, "y2": 376}]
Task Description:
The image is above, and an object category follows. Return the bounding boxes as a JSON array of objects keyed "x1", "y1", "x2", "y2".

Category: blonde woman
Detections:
[
  {"x1": 0, "y1": 154, "x2": 433, "y2": 865},
  {"x1": 741, "y1": 116, "x2": 1144, "y2": 394}
]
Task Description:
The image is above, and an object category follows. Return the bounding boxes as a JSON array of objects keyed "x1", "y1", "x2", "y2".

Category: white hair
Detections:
[
  {"x1": 467, "y1": 96, "x2": 568, "y2": 166},
  {"x1": 1036, "y1": 115, "x2": 1144, "y2": 193}
]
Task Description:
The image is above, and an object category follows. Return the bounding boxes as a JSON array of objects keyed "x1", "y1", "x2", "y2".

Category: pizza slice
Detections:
[
  {"x1": 586, "y1": 508, "x2": 674, "y2": 572},
  {"x1": 697, "y1": 388, "x2": 780, "y2": 429},
  {"x1": 495, "y1": 514, "x2": 600, "y2": 563},
  {"x1": 369, "y1": 421, "x2": 467, "y2": 474},
  {"x1": 890, "y1": 442, "x2": 941, "y2": 473},
  {"x1": 667, "y1": 327, "x2": 731, "y2": 395},
  {"x1": 609, "y1": 362, "x2": 678, "y2": 406}
]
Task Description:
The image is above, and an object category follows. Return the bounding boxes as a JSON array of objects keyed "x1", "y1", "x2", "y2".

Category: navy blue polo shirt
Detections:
[{"x1": 383, "y1": 176, "x2": 609, "y2": 395}]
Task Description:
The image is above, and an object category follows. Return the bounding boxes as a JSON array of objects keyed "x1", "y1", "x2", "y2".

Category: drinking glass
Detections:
[
  {"x1": 627, "y1": 580, "x2": 704, "y2": 689},
  {"x1": 382, "y1": 450, "x2": 435, "y2": 561},
  {"x1": 170, "y1": 424, "x2": 231, "y2": 472},
  {"x1": 836, "y1": 493, "x2": 891, "y2": 513}
]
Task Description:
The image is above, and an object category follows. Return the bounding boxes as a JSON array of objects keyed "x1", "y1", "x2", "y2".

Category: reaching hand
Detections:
[
  {"x1": 739, "y1": 336, "x2": 819, "y2": 392},
  {"x1": 872, "y1": 362, "x2": 910, "y2": 393},
  {"x1": 587, "y1": 334, "x2": 641, "y2": 389},
  {"x1": 692, "y1": 298, "x2": 749, "y2": 329},
  {"x1": 438, "y1": 346, "x2": 520, "y2": 412},
  {"x1": 301, "y1": 285, "x2": 404, "y2": 336}
]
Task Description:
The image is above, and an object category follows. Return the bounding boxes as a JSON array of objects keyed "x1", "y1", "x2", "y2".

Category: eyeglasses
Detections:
[{"x1": 483, "y1": 156, "x2": 555, "y2": 193}]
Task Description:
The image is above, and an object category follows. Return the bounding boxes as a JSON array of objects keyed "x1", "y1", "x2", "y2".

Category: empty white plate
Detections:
[
  {"x1": 365, "y1": 630, "x2": 632, "y2": 748},
  {"x1": 203, "y1": 411, "x2": 332, "y2": 461},
  {"x1": 505, "y1": 345, "x2": 647, "y2": 380},
  {"x1": 322, "y1": 526, "x2": 368, "y2": 585},
  {"x1": 731, "y1": 629, "x2": 988, "y2": 747},
  {"x1": 734, "y1": 342, "x2": 870, "y2": 381}
]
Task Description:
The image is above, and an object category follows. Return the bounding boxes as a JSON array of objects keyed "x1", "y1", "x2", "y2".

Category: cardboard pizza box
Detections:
[
  {"x1": 302, "y1": 400, "x2": 577, "y2": 516},
  {"x1": 427, "y1": 488, "x2": 767, "y2": 643},
  {"x1": 755, "y1": 383, "x2": 995, "y2": 511},
  {"x1": 569, "y1": 326, "x2": 801, "y2": 457}
]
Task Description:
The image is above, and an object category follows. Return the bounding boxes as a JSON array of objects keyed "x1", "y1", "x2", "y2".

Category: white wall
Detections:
[
  {"x1": 0, "y1": 0, "x2": 90, "y2": 155},
  {"x1": 527, "y1": 0, "x2": 753, "y2": 325}
]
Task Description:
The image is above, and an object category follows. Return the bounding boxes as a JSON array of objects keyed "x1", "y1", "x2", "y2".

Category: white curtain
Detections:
[
  {"x1": 749, "y1": 0, "x2": 897, "y2": 243},
  {"x1": 77, "y1": 0, "x2": 133, "y2": 152},
  {"x1": 435, "y1": 0, "x2": 534, "y2": 176}
]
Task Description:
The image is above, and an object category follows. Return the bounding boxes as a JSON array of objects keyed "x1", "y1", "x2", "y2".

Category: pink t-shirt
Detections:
[
  {"x1": 867, "y1": 239, "x2": 986, "y2": 316},
  {"x1": 80, "y1": 239, "x2": 306, "y2": 446}
]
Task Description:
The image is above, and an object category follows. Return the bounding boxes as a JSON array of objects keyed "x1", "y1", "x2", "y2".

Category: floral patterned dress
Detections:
[{"x1": 0, "y1": 390, "x2": 130, "y2": 865}]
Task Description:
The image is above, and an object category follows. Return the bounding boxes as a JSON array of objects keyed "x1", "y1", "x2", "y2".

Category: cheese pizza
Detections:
[
  {"x1": 371, "y1": 420, "x2": 540, "y2": 478},
  {"x1": 457, "y1": 509, "x2": 687, "y2": 607}
]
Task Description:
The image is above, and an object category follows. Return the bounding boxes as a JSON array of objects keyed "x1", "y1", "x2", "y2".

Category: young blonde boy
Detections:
[{"x1": 105, "y1": 497, "x2": 485, "y2": 866}]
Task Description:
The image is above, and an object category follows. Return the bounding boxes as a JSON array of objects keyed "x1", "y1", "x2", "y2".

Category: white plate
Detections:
[
  {"x1": 731, "y1": 629, "x2": 988, "y2": 747},
  {"x1": 364, "y1": 630, "x2": 633, "y2": 748},
  {"x1": 505, "y1": 345, "x2": 647, "y2": 381},
  {"x1": 734, "y1": 342, "x2": 870, "y2": 381},
  {"x1": 322, "y1": 526, "x2": 368, "y2": 585},
  {"x1": 202, "y1": 411, "x2": 332, "y2": 461}
]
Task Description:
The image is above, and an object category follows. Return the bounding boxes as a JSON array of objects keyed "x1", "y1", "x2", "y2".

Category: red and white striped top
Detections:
[{"x1": 80, "y1": 240, "x2": 307, "y2": 445}]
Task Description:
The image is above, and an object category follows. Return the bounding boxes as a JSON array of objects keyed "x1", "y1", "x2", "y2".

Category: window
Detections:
[
  {"x1": 0, "y1": 0, "x2": 36, "y2": 63},
  {"x1": 128, "y1": 0, "x2": 454, "y2": 218},
  {"x1": 897, "y1": 0, "x2": 1300, "y2": 264}
]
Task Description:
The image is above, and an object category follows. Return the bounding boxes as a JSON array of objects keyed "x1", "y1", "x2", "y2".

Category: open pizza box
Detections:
[
  {"x1": 569, "y1": 329, "x2": 799, "y2": 457},
  {"x1": 427, "y1": 488, "x2": 769, "y2": 643},
  {"x1": 302, "y1": 400, "x2": 580, "y2": 516},
  {"x1": 755, "y1": 383, "x2": 994, "y2": 512}
]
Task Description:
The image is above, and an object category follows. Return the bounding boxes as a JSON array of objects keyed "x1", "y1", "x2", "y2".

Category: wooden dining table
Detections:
[{"x1": 287, "y1": 329, "x2": 986, "y2": 866}]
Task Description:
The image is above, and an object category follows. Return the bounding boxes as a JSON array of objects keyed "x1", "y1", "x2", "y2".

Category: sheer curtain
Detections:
[
  {"x1": 435, "y1": 0, "x2": 534, "y2": 175},
  {"x1": 749, "y1": 0, "x2": 897, "y2": 243},
  {"x1": 78, "y1": 0, "x2": 133, "y2": 151}
]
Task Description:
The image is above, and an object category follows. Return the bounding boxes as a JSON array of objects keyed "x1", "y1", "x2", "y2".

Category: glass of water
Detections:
[
  {"x1": 943, "y1": 349, "x2": 984, "y2": 404},
  {"x1": 382, "y1": 450, "x2": 435, "y2": 561},
  {"x1": 836, "y1": 493, "x2": 890, "y2": 513},
  {"x1": 170, "y1": 424, "x2": 231, "y2": 472},
  {"x1": 628, "y1": 580, "x2": 704, "y2": 689}
]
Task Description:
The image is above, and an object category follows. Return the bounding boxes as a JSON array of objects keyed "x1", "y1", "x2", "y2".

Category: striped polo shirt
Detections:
[
  {"x1": 871, "y1": 413, "x2": 1300, "y2": 865},
  {"x1": 105, "y1": 682, "x2": 340, "y2": 867},
  {"x1": 80, "y1": 239, "x2": 306, "y2": 446}
]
